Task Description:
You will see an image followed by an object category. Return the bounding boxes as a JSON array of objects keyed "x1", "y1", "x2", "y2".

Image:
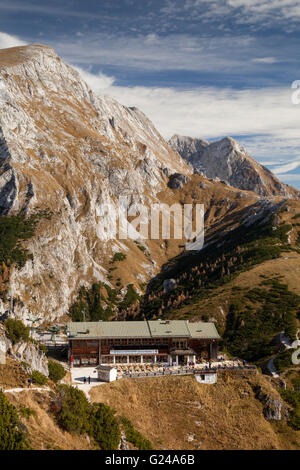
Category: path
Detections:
[
  {"x1": 71, "y1": 366, "x2": 106, "y2": 400},
  {"x1": 3, "y1": 386, "x2": 51, "y2": 394}
]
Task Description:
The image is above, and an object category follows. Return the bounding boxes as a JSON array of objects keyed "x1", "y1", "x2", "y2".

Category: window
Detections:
[{"x1": 87, "y1": 341, "x2": 98, "y2": 348}]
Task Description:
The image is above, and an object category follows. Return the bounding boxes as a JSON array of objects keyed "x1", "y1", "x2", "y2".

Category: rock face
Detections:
[
  {"x1": 169, "y1": 134, "x2": 299, "y2": 198},
  {"x1": 11, "y1": 341, "x2": 49, "y2": 376},
  {"x1": 255, "y1": 386, "x2": 287, "y2": 421},
  {"x1": 168, "y1": 173, "x2": 191, "y2": 190},
  {"x1": 0, "y1": 325, "x2": 48, "y2": 375},
  {"x1": 0, "y1": 44, "x2": 191, "y2": 321}
]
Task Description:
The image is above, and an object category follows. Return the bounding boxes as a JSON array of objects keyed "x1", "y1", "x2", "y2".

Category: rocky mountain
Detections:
[
  {"x1": 169, "y1": 134, "x2": 299, "y2": 198},
  {"x1": 0, "y1": 44, "x2": 194, "y2": 321},
  {"x1": 0, "y1": 44, "x2": 299, "y2": 325}
]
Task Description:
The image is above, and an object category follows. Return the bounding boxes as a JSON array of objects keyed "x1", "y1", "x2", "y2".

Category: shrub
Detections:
[
  {"x1": 90, "y1": 403, "x2": 120, "y2": 450},
  {"x1": 120, "y1": 416, "x2": 153, "y2": 450},
  {"x1": 119, "y1": 284, "x2": 140, "y2": 311},
  {"x1": 0, "y1": 390, "x2": 31, "y2": 449},
  {"x1": 53, "y1": 385, "x2": 121, "y2": 449},
  {"x1": 69, "y1": 283, "x2": 109, "y2": 322},
  {"x1": 18, "y1": 407, "x2": 36, "y2": 419},
  {"x1": 48, "y1": 361, "x2": 66, "y2": 383},
  {"x1": 54, "y1": 385, "x2": 90, "y2": 434},
  {"x1": 111, "y1": 252, "x2": 127, "y2": 263},
  {"x1": 31, "y1": 370, "x2": 48, "y2": 386},
  {"x1": 5, "y1": 318, "x2": 30, "y2": 344},
  {"x1": 280, "y1": 389, "x2": 300, "y2": 430},
  {"x1": 0, "y1": 210, "x2": 52, "y2": 275},
  {"x1": 274, "y1": 350, "x2": 296, "y2": 374}
]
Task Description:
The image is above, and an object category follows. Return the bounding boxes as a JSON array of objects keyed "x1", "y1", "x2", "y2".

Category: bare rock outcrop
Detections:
[
  {"x1": 169, "y1": 134, "x2": 299, "y2": 198},
  {"x1": 254, "y1": 385, "x2": 288, "y2": 421},
  {"x1": 0, "y1": 44, "x2": 191, "y2": 321},
  {"x1": 11, "y1": 341, "x2": 49, "y2": 376}
]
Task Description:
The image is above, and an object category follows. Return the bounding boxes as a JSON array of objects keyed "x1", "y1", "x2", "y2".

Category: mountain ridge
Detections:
[{"x1": 169, "y1": 134, "x2": 299, "y2": 198}]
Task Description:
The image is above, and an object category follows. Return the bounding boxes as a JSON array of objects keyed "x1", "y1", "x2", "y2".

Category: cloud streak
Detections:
[
  {"x1": 0, "y1": 31, "x2": 26, "y2": 49},
  {"x1": 76, "y1": 65, "x2": 300, "y2": 164}
]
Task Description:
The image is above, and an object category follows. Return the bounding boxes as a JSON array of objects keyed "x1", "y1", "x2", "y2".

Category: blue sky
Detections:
[{"x1": 0, "y1": 0, "x2": 300, "y2": 188}]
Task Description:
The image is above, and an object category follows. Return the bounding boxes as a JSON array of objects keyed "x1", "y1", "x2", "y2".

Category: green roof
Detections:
[
  {"x1": 148, "y1": 320, "x2": 190, "y2": 337},
  {"x1": 187, "y1": 321, "x2": 220, "y2": 339},
  {"x1": 67, "y1": 321, "x2": 151, "y2": 339},
  {"x1": 67, "y1": 320, "x2": 220, "y2": 340}
]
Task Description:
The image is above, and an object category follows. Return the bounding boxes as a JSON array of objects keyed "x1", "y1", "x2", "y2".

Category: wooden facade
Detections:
[{"x1": 69, "y1": 335, "x2": 218, "y2": 367}]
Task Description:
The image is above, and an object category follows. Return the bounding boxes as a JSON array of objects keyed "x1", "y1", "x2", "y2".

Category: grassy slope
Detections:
[
  {"x1": 163, "y1": 253, "x2": 300, "y2": 326},
  {"x1": 6, "y1": 390, "x2": 95, "y2": 450},
  {"x1": 90, "y1": 373, "x2": 300, "y2": 450}
]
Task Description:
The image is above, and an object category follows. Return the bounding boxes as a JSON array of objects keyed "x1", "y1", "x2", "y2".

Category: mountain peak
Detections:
[
  {"x1": 0, "y1": 44, "x2": 57, "y2": 68},
  {"x1": 170, "y1": 134, "x2": 299, "y2": 198}
]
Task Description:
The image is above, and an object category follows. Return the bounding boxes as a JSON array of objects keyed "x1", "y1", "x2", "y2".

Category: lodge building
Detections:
[{"x1": 67, "y1": 320, "x2": 220, "y2": 367}]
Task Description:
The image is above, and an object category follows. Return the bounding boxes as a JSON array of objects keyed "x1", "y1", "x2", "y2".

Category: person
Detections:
[
  {"x1": 83, "y1": 376, "x2": 87, "y2": 384},
  {"x1": 88, "y1": 376, "x2": 91, "y2": 384},
  {"x1": 28, "y1": 378, "x2": 32, "y2": 388}
]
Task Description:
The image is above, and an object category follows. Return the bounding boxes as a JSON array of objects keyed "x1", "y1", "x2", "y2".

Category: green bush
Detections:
[
  {"x1": 18, "y1": 407, "x2": 36, "y2": 419},
  {"x1": 55, "y1": 385, "x2": 91, "y2": 434},
  {"x1": 111, "y1": 252, "x2": 127, "y2": 263},
  {"x1": 31, "y1": 370, "x2": 48, "y2": 386},
  {"x1": 90, "y1": 403, "x2": 120, "y2": 450},
  {"x1": 53, "y1": 385, "x2": 121, "y2": 449},
  {"x1": 0, "y1": 210, "x2": 52, "y2": 273},
  {"x1": 120, "y1": 416, "x2": 153, "y2": 450},
  {"x1": 119, "y1": 284, "x2": 140, "y2": 311},
  {"x1": 0, "y1": 390, "x2": 31, "y2": 449},
  {"x1": 69, "y1": 283, "x2": 110, "y2": 322},
  {"x1": 5, "y1": 318, "x2": 30, "y2": 345},
  {"x1": 274, "y1": 350, "x2": 296, "y2": 374},
  {"x1": 280, "y1": 388, "x2": 300, "y2": 430},
  {"x1": 48, "y1": 361, "x2": 66, "y2": 383}
]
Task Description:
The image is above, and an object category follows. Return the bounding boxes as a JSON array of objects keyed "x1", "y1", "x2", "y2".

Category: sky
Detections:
[{"x1": 0, "y1": 0, "x2": 300, "y2": 188}]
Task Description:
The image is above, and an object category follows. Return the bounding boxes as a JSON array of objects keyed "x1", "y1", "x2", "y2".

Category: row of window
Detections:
[
  {"x1": 72, "y1": 338, "x2": 170, "y2": 348},
  {"x1": 101, "y1": 338, "x2": 169, "y2": 346}
]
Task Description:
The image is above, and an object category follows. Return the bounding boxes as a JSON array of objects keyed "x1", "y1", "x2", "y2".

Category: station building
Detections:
[{"x1": 67, "y1": 320, "x2": 219, "y2": 367}]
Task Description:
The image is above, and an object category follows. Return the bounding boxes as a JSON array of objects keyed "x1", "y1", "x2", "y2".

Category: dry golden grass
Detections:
[
  {"x1": 0, "y1": 357, "x2": 29, "y2": 389},
  {"x1": 90, "y1": 373, "x2": 300, "y2": 450},
  {"x1": 7, "y1": 390, "x2": 95, "y2": 450}
]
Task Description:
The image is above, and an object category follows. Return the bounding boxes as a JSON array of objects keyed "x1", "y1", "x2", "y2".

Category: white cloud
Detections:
[
  {"x1": 73, "y1": 66, "x2": 115, "y2": 90},
  {"x1": 276, "y1": 173, "x2": 300, "y2": 182},
  {"x1": 53, "y1": 33, "x2": 260, "y2": 72},
  {"x1": 0, "y1": 32, "x2": 27, "y2": 50},
  {"x1": 272, "y1": 158, "x2": 300, "y2": 174},
  {"x1": 163, "y1": 0, "x2": 300, "y2": 29},
  {"x1": 75, "y1": 65, "x2": 300, "y2": 163},
  {"x1": 252, "y1": 57, "x2": 279, "y2": 64}
]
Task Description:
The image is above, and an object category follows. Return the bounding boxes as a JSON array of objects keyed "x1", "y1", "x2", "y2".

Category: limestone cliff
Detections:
[
  {"x1": 169, "y1": 134, "x2": 299, "y2": 198},
  {"x1": 0, "y1": 44, "x2": 191, "y2": 321}
]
